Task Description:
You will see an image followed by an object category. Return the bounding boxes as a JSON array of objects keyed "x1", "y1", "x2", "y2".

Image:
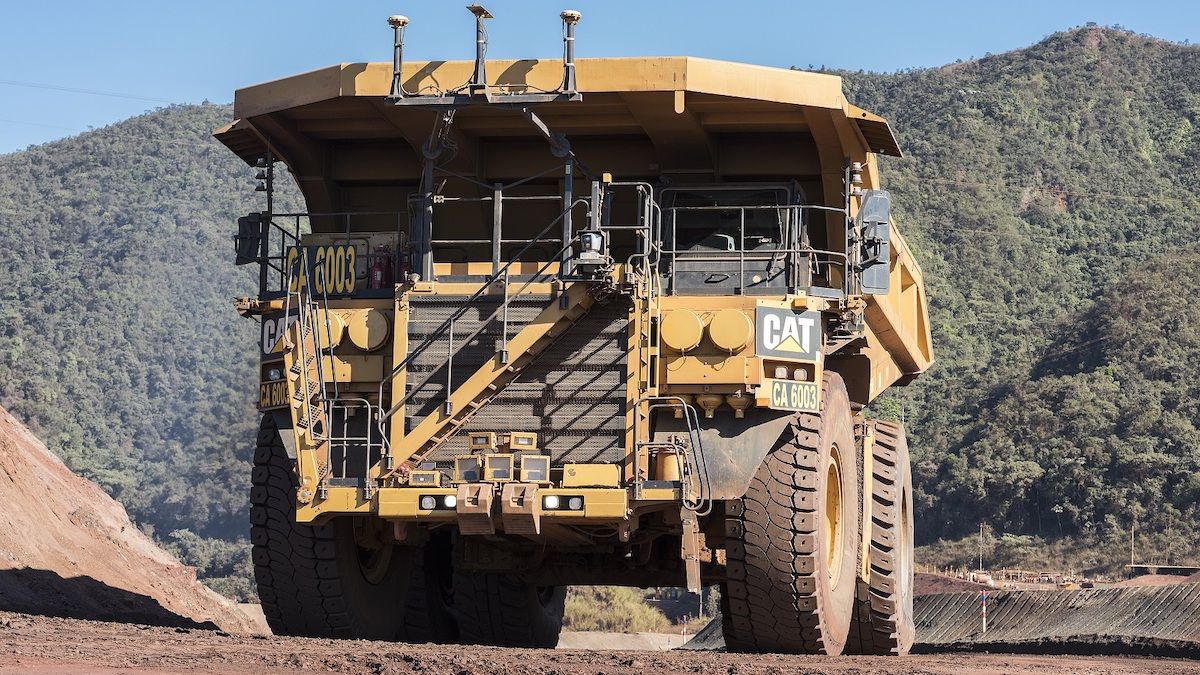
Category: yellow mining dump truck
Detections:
[{"x1": 218, "y1": 7, "x2": 932, "y2": 654}]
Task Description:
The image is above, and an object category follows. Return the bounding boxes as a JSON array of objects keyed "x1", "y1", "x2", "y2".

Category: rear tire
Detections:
[
  {"x1": 250, "y1": 415, "x2": 448, "y2": 641},
  {"x1": 721, "y1": 372, "x2": 860, "y2": 654},
  {"x1": 452, "y1": 571, "x2": 565, "y2": 647},
  {"x1": 845, "y1": 420, "x2": 915, "y2": 655},
  {"x1": 403, "y1": 533, "x2": 459, "y2": 643}
]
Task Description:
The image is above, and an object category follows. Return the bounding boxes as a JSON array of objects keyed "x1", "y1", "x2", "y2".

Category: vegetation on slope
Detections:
[
  {"x1": 563, "y1": 587, "x2": 672, "y2": 633},
  {"x1": 840, "y1": 26, "x2": 1200, "y2": 567},
  {"x1": 0, "y1": 105, "x2": 299, "y2": 598}
]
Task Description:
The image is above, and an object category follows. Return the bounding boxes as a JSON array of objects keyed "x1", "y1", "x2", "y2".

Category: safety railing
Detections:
[
  {"x1": 375, "y1": 198, "x2": 592, "y2": 453},
  {"x1": 661, "y1": 203, "x2": 850, "y2": 297},
  {"x1": 282, "y1": 252, "x2": 386, "y2": 498},
  {"x1": 258, "y1": 211, "x2": 407, "y2": 299}
]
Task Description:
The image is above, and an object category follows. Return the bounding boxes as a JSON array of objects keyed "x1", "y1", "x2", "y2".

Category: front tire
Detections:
[
  {"x1": 721, "y1": 372, "x2": 860, "y2": 654},
  {"x1": 845, "y1": 419, "x2": 915, "y2": 655},
  {"x1": 250, "y1": 415, "x2": 436, "y2": 640}
]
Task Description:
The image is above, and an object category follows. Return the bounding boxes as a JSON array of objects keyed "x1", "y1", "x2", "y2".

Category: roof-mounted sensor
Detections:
[{"x1": 387, "y1": 5, "x2": 583, "y2": 106}]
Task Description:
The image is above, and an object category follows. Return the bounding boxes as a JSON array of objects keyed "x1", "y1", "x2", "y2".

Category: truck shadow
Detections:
[{"x1": 0, "y1": 567, "x2": 215, "y2": 629}]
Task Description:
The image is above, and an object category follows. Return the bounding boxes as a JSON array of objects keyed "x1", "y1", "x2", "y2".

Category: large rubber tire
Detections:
[
  {"x1": 403, "y1": 533, "x2": 459, "y2": 643},
  {"x1": 721, "y1": 372, "x2": 860, "y2": 654},
  {"x1": 451, "y1": 571, "x2": 566, "y2": 647},
  {"x1": 845, "y1": 420, "x2": 915, "y2": 655},
  {"x1": 250, "y1": 415, "x2": 441, "y2": 641}
]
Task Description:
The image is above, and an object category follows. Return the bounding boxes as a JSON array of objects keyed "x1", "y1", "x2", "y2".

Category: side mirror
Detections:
[
  {"x1": 235, "y1": 213, "x2": 263, "y2": 265},
  {"x1": 857, "y1": 190, "x2": 891, "y2": 295}
]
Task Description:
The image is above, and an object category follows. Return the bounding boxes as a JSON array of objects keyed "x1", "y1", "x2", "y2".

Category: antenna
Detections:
[
  {"x1": 560, "y1": 10, "x2": 581, "y2": 96},
  {"x1": 387, "y1": 15, "x2": 411, "y2": 99},
  {"x1": 386, "y1": 7, "x2": 583, "y2": 106},
  {"x1": 466, "y1": 5, "x2": 493, "y2": 96}
]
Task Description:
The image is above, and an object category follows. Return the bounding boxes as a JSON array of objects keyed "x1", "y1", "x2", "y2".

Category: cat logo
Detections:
[
  {"x1": 261, "y1": 311, "x2": 298, "y2": 356},
  {"x1": 755, "y1": 306, "x2": 822, "y2": 361}
]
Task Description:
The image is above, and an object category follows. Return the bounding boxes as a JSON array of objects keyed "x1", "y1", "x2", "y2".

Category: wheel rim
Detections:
[
  {"x1": 900, "y1": 485, "x2": 913, "y2": 611},
  {"x1": 824, "y1": 446, "x2": 845, "y2": 588}
]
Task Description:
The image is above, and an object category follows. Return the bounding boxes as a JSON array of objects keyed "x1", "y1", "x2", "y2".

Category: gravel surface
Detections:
[{"x1": 1, "y1": 611, "x2": 1198, "y2": 675}]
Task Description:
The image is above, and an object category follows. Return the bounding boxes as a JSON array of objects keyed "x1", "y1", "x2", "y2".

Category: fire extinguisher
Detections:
[{"x1": 369, "y1": 245, "x2": 394, "y2": 289}]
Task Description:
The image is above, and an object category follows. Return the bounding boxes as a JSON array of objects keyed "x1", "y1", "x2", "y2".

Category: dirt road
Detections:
[{"x1": 1, "y1": 611, "x2": 1196, "y2": 675}]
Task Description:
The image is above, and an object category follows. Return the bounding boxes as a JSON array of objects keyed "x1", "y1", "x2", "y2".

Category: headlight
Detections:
[
  {"x1": 454, "y1": 456, "x2": 481, "y2": 482},
  {"x1": 267, "y1": 368, "x2": 282, "y2": 381},
  {"x1": 484, "y1": 453, "x2": 514, "y2": 482},
  {"x1": 567, "y1": 496, "x2": 584, "y2": 511},
  {"x1": 419, "y1": 495, "x2": 436, "y2": 510},
  {"x1": 543, "y1": 495, "x2": 561, "y2": 510},
  {"x1": 519, "y1": 454, "x2": 550, "y2": 483},
  {"x1": 443, "y1": 494, "x2": 457, "y2": 508}
]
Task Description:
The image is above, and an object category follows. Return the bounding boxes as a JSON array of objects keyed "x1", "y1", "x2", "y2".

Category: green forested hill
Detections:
[
  {"x1": 840, "y1": 26, "x2": 1200, "y2": 568},
  {"x1": 0, "y1": 105, "x2": 300, "y2": 596},
  {"x1": 0, "y1": 26, "x2": 1196, "y2": 596}
]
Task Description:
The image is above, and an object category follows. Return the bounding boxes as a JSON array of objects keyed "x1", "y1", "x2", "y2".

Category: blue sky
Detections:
[{"x1": 0, "y1": 0, "x2": 1196, "y2": 154}]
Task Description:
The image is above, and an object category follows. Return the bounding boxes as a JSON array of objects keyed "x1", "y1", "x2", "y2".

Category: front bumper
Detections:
[{"x1": 296, "y1": 483, "x2": 634, "y2": 527}]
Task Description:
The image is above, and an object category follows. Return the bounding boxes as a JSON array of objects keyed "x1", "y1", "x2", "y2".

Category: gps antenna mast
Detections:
[
  {"x1": 467, "y1": 5, "x2": 493, "y2": 96},
  {"x1": 387, "y1": 15, "x2": 410, "y2": 99},
  {"x1": 560, "y1": 10, "x2": 580, "y2": 96}
]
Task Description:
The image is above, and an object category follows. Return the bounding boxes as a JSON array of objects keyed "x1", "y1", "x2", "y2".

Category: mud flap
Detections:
[
  {"x1": 500, "y1": 483, "x2": 541, "y2": 536},
  {"x1": 269, "y1": 410, "x2": 297, "y2": 459},
  {"x1": 653, "y1": 408, "x2": 793, "y2": 500},
  {"x1": 457, "y1": 484, "x2": 496, "y2": 535}
]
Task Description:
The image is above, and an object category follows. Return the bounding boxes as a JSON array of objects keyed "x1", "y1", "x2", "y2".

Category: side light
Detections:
[{"x1": 409, "y1": 470, "x2": 440, "y2": 487}]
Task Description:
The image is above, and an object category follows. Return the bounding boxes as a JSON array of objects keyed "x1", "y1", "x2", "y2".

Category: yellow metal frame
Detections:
[{"x1": 296, "y1": 485, "x2": 629, "y2": 523}]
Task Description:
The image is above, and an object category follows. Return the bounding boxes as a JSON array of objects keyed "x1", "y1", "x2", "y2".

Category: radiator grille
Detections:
[{"x1": 404, "y1": 294, "x2": 629, "y2": 465}]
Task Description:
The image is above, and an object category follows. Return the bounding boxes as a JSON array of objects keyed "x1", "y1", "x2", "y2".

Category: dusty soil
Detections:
[
  {"x1": 1, "y1": 611, "x2": 1197, "y2": 675},
  {"x1": 1112, "y1": 574, "x2": 1193, "y2": 587},
  {"x1": 915, "y1": 572, "x2": 990, "y2": 595},
  {"x1": 0, "y1": 407, "x2": 256, "y2": 634}
]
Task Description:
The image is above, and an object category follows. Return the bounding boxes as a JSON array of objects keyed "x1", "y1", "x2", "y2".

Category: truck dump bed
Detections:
[{"x1": 217, "y1": 56, "x2": 932, "y2": 399}]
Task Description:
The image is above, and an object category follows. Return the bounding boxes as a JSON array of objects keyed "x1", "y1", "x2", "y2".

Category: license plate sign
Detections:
[
  {"x1": 258, "y1": 380, "x2": 288, "y2": 410},
  {"x1": 765, "y1": 378, "x2": 820, "y2": 413}
]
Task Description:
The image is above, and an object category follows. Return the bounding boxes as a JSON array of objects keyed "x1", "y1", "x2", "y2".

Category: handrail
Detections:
[
  {"x1": 662, "y1": 202, "x2": 851, "y2": 296},
  {"x1": 375, "y1": 200, "x2": 589, "y2": 430}
]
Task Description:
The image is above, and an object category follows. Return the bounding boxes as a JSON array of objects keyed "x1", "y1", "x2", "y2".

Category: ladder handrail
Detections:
[{"x1": 375, "y1": 199, "x2": 588, "y2": 424}]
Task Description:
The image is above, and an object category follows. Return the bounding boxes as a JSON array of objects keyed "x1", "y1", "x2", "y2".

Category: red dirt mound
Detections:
[
  {"x1": 1112, "y1": 574, "x2": 1191, "y2": 588},
  {"x1": 0, "y1": 406, "x2": 257, "y2": 633},
  {"x1": 915, "y1": 572, "x2": 990, "y2": 596}
]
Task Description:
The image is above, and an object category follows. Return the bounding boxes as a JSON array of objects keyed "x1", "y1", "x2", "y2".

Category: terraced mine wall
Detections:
[
  {"x1": 685, "y1": 584, "x2": 1200, "y2": 653},
  {"x1": 915, "y1": 585, "x2": 1200, "y2": 645}
]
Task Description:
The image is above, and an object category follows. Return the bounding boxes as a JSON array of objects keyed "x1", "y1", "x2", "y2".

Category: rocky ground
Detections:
[
  {"x1": 0, "y1": 407, "x2": 256, "y2": 634},
  {"x1": 2, "y1": 610, "x2": 1199, "y2": 675},
  {"x1": 2, "y1": 404, "x2": 1199, "y2": 673}
]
